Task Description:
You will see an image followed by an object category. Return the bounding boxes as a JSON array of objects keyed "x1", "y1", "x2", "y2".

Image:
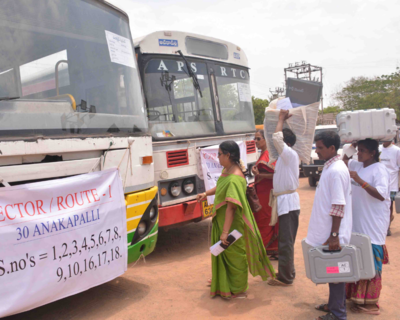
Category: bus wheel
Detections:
[{"x1": 308, "y1": 176, "x2": 317, "y2": 187}]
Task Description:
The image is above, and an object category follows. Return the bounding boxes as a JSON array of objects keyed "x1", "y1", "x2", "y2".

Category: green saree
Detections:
[{"x1": 210, "y1": 173, "x2": 275, "y2": 298}]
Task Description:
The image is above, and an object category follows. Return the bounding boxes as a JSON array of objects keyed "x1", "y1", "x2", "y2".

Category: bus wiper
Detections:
[
  {"x1": 176, "y1": 50, "x2": 203, "y2": 98},
  {"x1": 0, "y1": 96, "x2": 19, "y2": 101}
]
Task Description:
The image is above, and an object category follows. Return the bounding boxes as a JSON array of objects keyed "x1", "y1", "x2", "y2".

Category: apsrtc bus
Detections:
[
  {"x1": 134, "y1": 31, "x2": 257, "y2": 228},
  {"x1": 0, "y1": 0, "x2": 158, "y2": 263}
]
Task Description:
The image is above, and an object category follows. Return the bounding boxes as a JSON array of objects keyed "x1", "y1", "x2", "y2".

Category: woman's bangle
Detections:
[
  {"x1": 203, "y1": 192, "x2": 207, "y2": 197},
  {"x1": 222, "y1": 231, "x2": 229, "y2": 234},
  {"x1": 362, "y1": 183, "x2": 369, "y2": 189}
]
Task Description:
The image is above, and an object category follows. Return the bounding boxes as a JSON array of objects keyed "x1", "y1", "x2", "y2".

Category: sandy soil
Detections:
[{"x1": 6, "y1": 177, "x2": 400, "y2": 320}]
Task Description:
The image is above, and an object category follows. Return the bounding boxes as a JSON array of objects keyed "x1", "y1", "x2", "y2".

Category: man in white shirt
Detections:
[
  {"x1": 379, "y1": 140, "x2": 400, "y2": 236},
  {"x1": 267, "y1": 110, "x2": 300, "y2": 286},
  {"x1": 306, "y1": 131, "x2": 352, "y2": 320}
]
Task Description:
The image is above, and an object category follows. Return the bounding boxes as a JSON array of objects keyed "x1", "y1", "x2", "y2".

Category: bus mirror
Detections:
[
  {"x1": 89, "y1": 105, "x2": 96, "y2": 118},
  {"x1": 80, "y1": 100, "x2": 87, "y2": 111}
]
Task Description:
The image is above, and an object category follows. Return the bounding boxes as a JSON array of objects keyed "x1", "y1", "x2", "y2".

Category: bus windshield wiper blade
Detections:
[
  {"x1": 0, "y1": 96, "x2": 19, "y2": 101},
  {"x1": 176, "y1": 50, "x2": 202, "y2": 98}
]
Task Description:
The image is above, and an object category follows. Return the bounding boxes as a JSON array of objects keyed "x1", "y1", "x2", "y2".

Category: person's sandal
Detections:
[
  {"x1": 315, "y1": 312, "x2": 339, "y2": 320},
  {"x1": 315, "y1": 304, "x2": 330, "y2": 312},
  {"x1": 232, "y1": 292, "x2": 247, "y2": 299},
  {"x1": 350, "y1": 305, "x2": 380, "y2": 315},
  {"x1": 267, "y1": 278, "x2": 292, "y2": 286}
]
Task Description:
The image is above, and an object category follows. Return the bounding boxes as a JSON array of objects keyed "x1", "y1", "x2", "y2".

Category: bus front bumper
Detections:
[{"x1": 159, "y1": 200, "x2": 210, "y2": 227}]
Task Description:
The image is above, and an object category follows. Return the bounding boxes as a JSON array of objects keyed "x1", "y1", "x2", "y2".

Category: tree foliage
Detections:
[
  {"x1": 320, "y1": 106, "x2": 341, "y2": 114},
  {"x1": 332, "y1": 68, "x2": 400, "y2": 117},
  {"x1": 252, "y1": 96, "x2": 269, "y2": 125}
]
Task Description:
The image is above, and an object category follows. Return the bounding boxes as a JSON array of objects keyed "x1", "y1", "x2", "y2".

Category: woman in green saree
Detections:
[{"x1": 197, "y1": 141, "x2": 275, "y2": 299}]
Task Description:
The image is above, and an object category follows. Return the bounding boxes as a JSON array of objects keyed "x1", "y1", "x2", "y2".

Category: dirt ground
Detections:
[{"x1": 6, "y1": 177, "x2": 400, "y2": 320}]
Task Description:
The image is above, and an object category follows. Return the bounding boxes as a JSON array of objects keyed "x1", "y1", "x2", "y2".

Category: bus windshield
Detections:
[
  {"x1": 142, "y1": 57, "x2": 255, "y2": 140},
  {"x1": 0, "y1": 0, "x2": 147, "y2": 139}
]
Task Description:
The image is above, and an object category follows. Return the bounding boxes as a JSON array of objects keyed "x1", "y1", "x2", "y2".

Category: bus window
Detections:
[
  {"x1": 0, "y1": 0, "x2": 147, "y2": 138},
  {"x1": 215, "y1": 66, "x2": 255, "y2": 134},
  {"x1": 143, "y1": 59, "x2": 216, "y2": 139}
]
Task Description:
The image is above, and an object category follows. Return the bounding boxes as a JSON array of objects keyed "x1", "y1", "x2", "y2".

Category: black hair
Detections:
[
  {"x1": 358, "y1": 139, "x2": 380, "y2": 162},
  {"x1": 282, "y1": 128, "x2": 296, "y2": 147},
  {"x1": 219, "y1": 140, "x2": 248, "y2": 175},
  {"x1": 314, "y1": 131, "x2": 341, "y2": 151},
  {"x1": 255, "y1": 129, "x2": 265, "y2": 139}
]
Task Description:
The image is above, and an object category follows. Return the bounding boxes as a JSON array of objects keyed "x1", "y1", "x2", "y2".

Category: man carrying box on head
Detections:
[
  {"x1": 267, "y1": 109, "x2": 300, "y2": 287},
  {"x1": 306, "y1": 131, "x2": 352, "y2": 320}
]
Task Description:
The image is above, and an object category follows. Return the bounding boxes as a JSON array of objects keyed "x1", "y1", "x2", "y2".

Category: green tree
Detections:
[
  {"x1": 320, "y1": 106, "x2": 341, "y2": 114},
  {"x1": 332, "y1": 68, "x2": 400, "y2": 118},
  {"x1": 252, "y1": 96, "x2": 269, "y2": 125}
]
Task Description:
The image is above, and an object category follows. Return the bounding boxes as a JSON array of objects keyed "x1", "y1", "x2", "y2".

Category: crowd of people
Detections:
[{"x1": 196, "y1": 109, "x2": 397, "y2": 320}]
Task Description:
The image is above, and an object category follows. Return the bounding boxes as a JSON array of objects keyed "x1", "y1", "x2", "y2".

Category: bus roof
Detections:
[{"x1": 134, "y1": 31, "x2": 249, "y2": 68}]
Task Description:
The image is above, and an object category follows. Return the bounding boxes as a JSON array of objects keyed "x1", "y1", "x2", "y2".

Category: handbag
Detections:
[{"x1": 246, "y1": 184, "x2": 262, "y2": 213}]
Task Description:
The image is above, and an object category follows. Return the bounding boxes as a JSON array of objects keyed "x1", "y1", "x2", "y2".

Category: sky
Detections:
[{"x1": 109, "y1": 0, "x2": 400, "y2": 106}]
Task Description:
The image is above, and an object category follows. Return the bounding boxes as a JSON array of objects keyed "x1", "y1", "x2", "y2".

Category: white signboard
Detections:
[
  {"x1": 105, "y1": 30, "x2": 136, "y2": 69},
  {"x1": 0, "y1": 169, "x2": 127, "y2": 318},
  {"x1": 237, "y1": 82, "x2": 252, "y2": 102},
  {"x1": 200, "y1": 142, "x2": 247, "y2": 205}
]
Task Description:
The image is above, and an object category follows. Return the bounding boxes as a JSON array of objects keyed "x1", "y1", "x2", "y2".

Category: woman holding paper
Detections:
[
  {"x1": 196, "y1": 140, "x2": 275, "y2": 299},
  {"x1": 343, "y1": 140, "x2": 390, "y2": 315},
  {"x1": 251, "y1": 129, "x2": 279, "y2": 258}
]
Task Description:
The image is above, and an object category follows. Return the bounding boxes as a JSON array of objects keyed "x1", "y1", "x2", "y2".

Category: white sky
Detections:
[{"x1": 109, "y1": 0, "x2": 400, "y2": 106}]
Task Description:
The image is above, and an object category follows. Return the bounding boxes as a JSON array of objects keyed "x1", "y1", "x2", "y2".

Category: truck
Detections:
[{"x1": 302, "y1": 125, "x2": 342, "y2": 187}]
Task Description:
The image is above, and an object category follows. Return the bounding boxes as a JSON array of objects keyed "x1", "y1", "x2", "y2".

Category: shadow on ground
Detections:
[{"x1": 4, "y1": 278, "x2": 150, "y2": 320}]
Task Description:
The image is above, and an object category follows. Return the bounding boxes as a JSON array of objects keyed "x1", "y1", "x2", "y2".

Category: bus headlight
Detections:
[
  {"x1": 149, "y1": 206, "x2": 156, "y2": 220},
  {"x1": 169, "y1": 181, "x2": 181, "y2": 197},
  {"x1": 183, "y1": 178, "x2": 195, "y2": 194},
  {"x1": 137, "y1": 222, "x2": 147, "y2": 235}
]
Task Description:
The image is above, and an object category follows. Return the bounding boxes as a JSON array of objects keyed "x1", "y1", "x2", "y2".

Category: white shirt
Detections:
[
  {"x1": 348, "y1": 160, "x2": 390, "y2": 245},
  {"x1": 272, "y1": 132, "x2": 300, "y2": 216},
  {"x1": 379, "y1": 144, "x2": 400, "y2": 192},
  {"x1": 306, "y1": 159, "x2": 352, "y2": 247}
]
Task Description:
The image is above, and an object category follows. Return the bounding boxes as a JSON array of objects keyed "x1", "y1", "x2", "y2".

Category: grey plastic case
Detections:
[
  {"x1": 302, "y1": 233, "x2": 375, "y2": 284},
  {"x1": 350, "y1": 233, "x2": 376, "y2": 280},
  {"x1": 395, "y1": 192, "x2": 400, "y2": 213},
  {"x1": 308, "y1": 245, "x2": 360, "y2": 284}
]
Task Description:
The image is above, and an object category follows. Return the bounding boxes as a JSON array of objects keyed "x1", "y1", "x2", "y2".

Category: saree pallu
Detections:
[
  {"x1": 210, "y1": 173, "x2": 275, "y2": 298},
  {"x1": 346, "y1": 244, "x2": 389, "y2": 306},
  {"x1": 253, "y1": 150, "x2": 279, "y2": 255}
]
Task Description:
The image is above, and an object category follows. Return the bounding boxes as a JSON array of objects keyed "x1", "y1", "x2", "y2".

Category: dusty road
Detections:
[{"x1": 6, "y1": 177, "x2": 400, "y2": 320}]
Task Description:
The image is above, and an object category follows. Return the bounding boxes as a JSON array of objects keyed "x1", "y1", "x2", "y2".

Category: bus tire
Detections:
[{"x1": 308, "y1": 176, "x2": 317, "y2": 187}]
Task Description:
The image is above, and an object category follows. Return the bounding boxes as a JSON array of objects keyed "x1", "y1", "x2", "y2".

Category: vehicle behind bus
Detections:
[
  {"x1": 0, "y1": 0, "x2": 158, "y2": 263},
  {"x1": 135, "y1": 31, "x2": 258, "y2": 228}
]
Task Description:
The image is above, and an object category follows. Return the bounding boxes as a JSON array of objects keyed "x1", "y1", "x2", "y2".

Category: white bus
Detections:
[
  {"x1": 134, "y1": 31, "x2": 257, "y2": 228},
  {"x1": 0, "y1": 0, "x2": 158, "y2": 263}
]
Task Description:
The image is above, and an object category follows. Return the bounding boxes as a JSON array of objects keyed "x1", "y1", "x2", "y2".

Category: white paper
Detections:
[
  {"x1": 197, "y1": 74, "x2": 205, "y2": 80},
  {"x1": 210, "y1": 230, "x2": 243, "y2": 256},
  {"x1": 238, "y1": 83, "x2": 252, "y2": 102},
  {"x1": 343, "y1": 144, "x2": 357, "y2": 158},
  {"x1": 200, "y1": 142, "x2": 247, "y2": 205},
  {"x1": 276, "y1": 97, "x2": 293, "y2": 110},
  {"x1": 338, "y1": 261, "x2": 351, "y2": 273},
  {"x1": 105, "y1": 30, "x2": 136, "y2": 69},
  {"x1": 0, "y1": 169, "x2": 127, "y2": 318}
]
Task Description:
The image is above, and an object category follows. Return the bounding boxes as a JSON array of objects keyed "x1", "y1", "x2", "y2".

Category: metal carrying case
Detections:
[
  {"x1": 302, "y1": 233, "x2": 375, "y2": 284},
  {"x1": 350, "y1": 233, "x2": 376, "y2": 280},
  {"x1": 337, "y1": 108, "x2": 397, "y2": 143}
]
